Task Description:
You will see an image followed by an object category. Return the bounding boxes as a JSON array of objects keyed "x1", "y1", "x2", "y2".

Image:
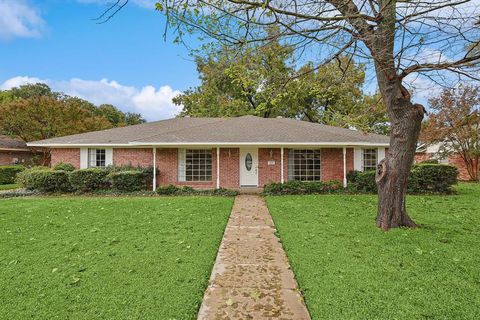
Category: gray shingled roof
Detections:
[
  {"x1": 28, "y1": 115, "x2": 389, "y2": 146},
  {"x1": 0, "y1": 135, "x2": 29, "y2": 150}
]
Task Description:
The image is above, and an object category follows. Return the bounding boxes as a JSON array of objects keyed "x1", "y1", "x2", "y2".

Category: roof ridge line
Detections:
[{"x1": 128, "y1": 117, "x2": 228, "y2": 143}]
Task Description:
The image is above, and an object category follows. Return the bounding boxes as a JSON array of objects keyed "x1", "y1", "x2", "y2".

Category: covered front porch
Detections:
[{"x1": 149, "y1": 144, "x2": 387, "y2": 191}]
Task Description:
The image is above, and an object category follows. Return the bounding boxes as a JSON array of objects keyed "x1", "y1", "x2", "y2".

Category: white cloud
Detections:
[
  {"x1": 0, "y1": 0, "x2": 45, "y2": 40},
  {"x1": 403, "y1": 74, "x2": 444, "y2": 108},
  {"x1": 412, "y1": 48, "x2": 451, "y2": 65},
  {"x1": 0, "y1": 75, "x2": 43, "y2": 89},
  {"x1": 0, "y1": 76, "x2": 183, "y2": 121}
]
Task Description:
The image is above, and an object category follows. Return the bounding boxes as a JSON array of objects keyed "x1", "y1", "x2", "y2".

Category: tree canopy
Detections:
[
  {"x1": 422, "y1": 86, "x2": 480, "y2": 181},
  {"x1": 175, "y1": 34, "x2": 388, "y2": 134},
  {"x1": 0, "y1": 83, "x2": 145, "y2": 142}
]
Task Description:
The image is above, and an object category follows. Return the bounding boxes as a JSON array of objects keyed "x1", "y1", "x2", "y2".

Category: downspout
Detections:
[
  {"x1": 343, "y1": 147, "x2": 347, "y2": 188},
  {"x1": 281, "y1": 147, "x2": 284, "y2": 183},
  {"x1": 152, "y1": 147, "x2": 157, "y2": 192},
  {"x1": 216, "y1": 147, "x2": 220, "y2": 189}
]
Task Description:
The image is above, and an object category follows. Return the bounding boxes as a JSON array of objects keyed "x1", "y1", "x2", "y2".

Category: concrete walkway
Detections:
[{"x1": 198, "y1": 195, "x2": 311, "y2": 320}]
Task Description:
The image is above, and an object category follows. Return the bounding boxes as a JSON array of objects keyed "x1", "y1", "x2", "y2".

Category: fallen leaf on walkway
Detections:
[{"x1": 250, "y1": 289, "x2": 260, "y2": 300}]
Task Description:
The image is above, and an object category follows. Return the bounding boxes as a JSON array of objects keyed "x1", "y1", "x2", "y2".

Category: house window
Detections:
[
  {"x1": 288, "y1": 149, "x2": 321, "y2": 181},
  {"x1": 88, "y1": 148, "x2": 106, "y2": 168},
  {"x1": 362, "y1": 148, "x2": 377, "y2": 171},
  {"x1": 178, "y1": 149, "x2": 212, "y2": 182}
]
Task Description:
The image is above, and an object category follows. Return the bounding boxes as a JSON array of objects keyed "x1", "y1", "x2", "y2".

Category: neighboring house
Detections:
[
  {"x1": 415, "y1": 143, "x2": 472, "y2": 180},
  {"x1": 0, "y1": 135, "x2": 34, "y2": 165},
  {"x1": 27, "y1": 116, "x2": 389, "y2": 190}
]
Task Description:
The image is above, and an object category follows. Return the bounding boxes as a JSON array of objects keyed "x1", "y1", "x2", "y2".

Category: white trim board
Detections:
[{"x1": 29, "y1": 142, "x2": 390, "y2": 148}]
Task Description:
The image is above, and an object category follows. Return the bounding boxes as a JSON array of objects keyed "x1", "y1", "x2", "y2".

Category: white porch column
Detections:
[
  {"x1": 280, "y1": 147, "x2": 284, "y2": 183},
  {"x1": 152, "y1": 148, "x2": 157, "y2": 192},
  {"x1": 216, "y1": 147, "x2": 220, "y2": 189},
  {"x1": 342, "y1": 147, "x2": 347, "y2": 188}
]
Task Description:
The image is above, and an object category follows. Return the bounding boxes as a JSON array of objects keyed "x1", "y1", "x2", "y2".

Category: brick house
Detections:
[
  {"x1": 415, "y1": 143, "x2": 476, "y2": 181},
  {"x1": 0, "y1": 135, "x2": 34, "y2": 165},
  {"x1": 28, "y1": 116, "x2": 389, "y2": 190}
]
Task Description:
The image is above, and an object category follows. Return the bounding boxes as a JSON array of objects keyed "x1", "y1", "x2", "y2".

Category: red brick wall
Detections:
[
  {"x1": 219, "y1": 148, "x2": 239, "y2": 189},
  {"x1": 51, "y1": 148, "x2": 80, "y2": 169},
  {"x1": 448, "y1": 154, "x2": 474, "y2": 181},
  {"x1": 414, "y1": 152, "x2": 430, "y2": 163},
  {"x1": 113, "y1": 148, "x2": 153, "y2": 167},
  {"x1": 0, "y1": 151, "x2": 33, "y2": 165},
  {"x1": 259, "y1": 148, "x2": 282, "y2": 186},
  {"x1": 320, "y1": 148, "x2": 345, "y2": 181},
  {"x1": 346, "y1": 148, "x2": 354, "y2": 174},
  {"x1": 156, "y1": 148, "x2": 178, "y2": 186}
]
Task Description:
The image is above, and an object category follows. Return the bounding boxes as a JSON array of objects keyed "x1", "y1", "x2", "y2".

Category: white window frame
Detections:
[
  {"x1": 362, "y1": 148, "x2": 378, "y2": 171},
  {"x1": 288, "y1": 149, "x2": 321, "y2": 181},
  {"x1": 88, "y1": 148, "x2": 107, "y2": 168},
  {"x1": 178, "y1": 148, "x2": 212, "y2": 182}
]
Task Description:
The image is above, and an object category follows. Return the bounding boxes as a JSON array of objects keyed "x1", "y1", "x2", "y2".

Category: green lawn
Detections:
[
  {"x1": 0, "y1": 183, "x2": 19, "y2": 190},
  {"x1": 0, "y1": 196, "x2": 233, "y2": 320},
  {"x1": 267, "y1": 183, "x2": 480, "y2": 320}
]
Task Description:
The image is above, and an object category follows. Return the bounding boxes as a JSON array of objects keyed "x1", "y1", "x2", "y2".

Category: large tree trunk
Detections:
[{"x1": 375, "y1": 75, "x2": 425, "y2": 230}]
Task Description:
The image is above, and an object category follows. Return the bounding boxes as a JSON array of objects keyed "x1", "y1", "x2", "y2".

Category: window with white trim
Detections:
[
  {"x1": 178, "y1": 149, "x2": 212, "y2": 182},
  {"x1": 288, "y1": 149, "x2": 321, "y2": 181},
  {"x1": 362, "y1": 148, "x2": 377, "y2": 171},
  {"x1": 88, "y1": 148, "x2": 106, "y2": 168}
]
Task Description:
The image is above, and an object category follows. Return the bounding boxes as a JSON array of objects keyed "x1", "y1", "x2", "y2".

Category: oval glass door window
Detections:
[{"x1": 245, "y1": 153, "x2": 253, "y2": 171}]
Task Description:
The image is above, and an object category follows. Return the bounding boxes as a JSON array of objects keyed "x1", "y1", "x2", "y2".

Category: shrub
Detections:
[
  {"x1": 53, "y1": 162, "x2": 75, "y2": 172},
  {"x1": 156, "y1": 184, "x2": 181, "y2": 195},
  {"x1": 350, "y1": 170, "x2": 378, "y2": 193},
  {"x1": 346, "y1": 170, "x2": 359, "y2": 184},
  {"x1": 109, "y1": 170, "x2": 147, "y2": 191},
  {"x1": 155, "y1": 185, "x2": 238, "y2": 196},
  {"x1": 263, "y1": 180, "x2": 343, "y2": 195},
  {"x1": 408, "y1": 164, "x2": 458, "y2": 194},
  {"x1": 180, "y1": 186, "x2": 195, "y2": 193},
  {"x1": 16, "y1": 168, "x2": 71, "y2": 192},
  {"x1": 212, "y1": 188, "x2": 238, "y2": 196},
  {"x1": 347, "y1": 164, "x2": 458, "y2": 194},
  {"x1": 0, "y1": 165, "x2": 24, "y2": 184},
  {"x1": 419, "y1": 158, "x2": 439, "y2": 164},
  {"x1": 69, "y1": 168, "x2": 110, "y2": 192},
  {"x1": 106, "y1": 165, "x2": 157, "y2": 187}
]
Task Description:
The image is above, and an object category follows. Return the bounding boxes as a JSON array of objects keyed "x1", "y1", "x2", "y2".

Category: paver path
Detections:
[{"x1": 198, "y1": 195, "x2": 311, "y2": 320}]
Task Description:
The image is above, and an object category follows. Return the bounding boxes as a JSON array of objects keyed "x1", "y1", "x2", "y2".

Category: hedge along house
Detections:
[{"x1": 27, "y1": 115, "x2": 389, "y2": 190}]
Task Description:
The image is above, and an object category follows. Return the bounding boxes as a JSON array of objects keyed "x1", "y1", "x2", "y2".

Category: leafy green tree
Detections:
[
  {"x1": 125, "y1": 112, "x2": 146, "y2": 125},
  {"x1": 0, "y1": 96, "x2": 112, "y2": 142},
  {"x1": 0, "y1": 84, "x2": 145, "y2": 130},
  {"x1": 8, "y1": 83, "x2": 57, "y2": 99},
  {"x1": 94, "y1": 104, "x2": 145, "y2": 126},
  {"x1": 175, "y1": 38, "x2": 388, "y2": 133},
  {"x1": 176, "y1": 29, "x2": 294, "y2": 118},
  {"x1": 422, "y1": 86, "x2": 480, "y2": 181},
  {"x1": 0, "y1": 83, "x2": 146, "y2": 164}
]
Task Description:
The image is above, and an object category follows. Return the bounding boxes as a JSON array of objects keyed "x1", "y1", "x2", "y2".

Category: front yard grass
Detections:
[
  {"x1": 267, "y1": 183, "x2": 480, "y2": 320},
  {"x1": 0, "y1": 196, "x2": 233, "y2": 320}
]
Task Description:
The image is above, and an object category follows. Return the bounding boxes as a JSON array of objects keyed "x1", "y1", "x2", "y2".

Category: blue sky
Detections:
[{"x1": 0, "y1": 0, "x2": 200, "y2": 120}]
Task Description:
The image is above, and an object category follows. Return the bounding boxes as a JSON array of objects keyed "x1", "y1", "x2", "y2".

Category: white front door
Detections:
[{"x1": 240, "y1": 148, "x2": 258, "y2": 187}]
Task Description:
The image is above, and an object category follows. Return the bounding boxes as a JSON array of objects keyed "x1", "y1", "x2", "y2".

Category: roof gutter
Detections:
[
  {"x1": 27, "y1": 141, "x2": 390, "y2": 147},
  {"x1": 0, "y1": 147, "x2": 31, "y2": 152}
]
